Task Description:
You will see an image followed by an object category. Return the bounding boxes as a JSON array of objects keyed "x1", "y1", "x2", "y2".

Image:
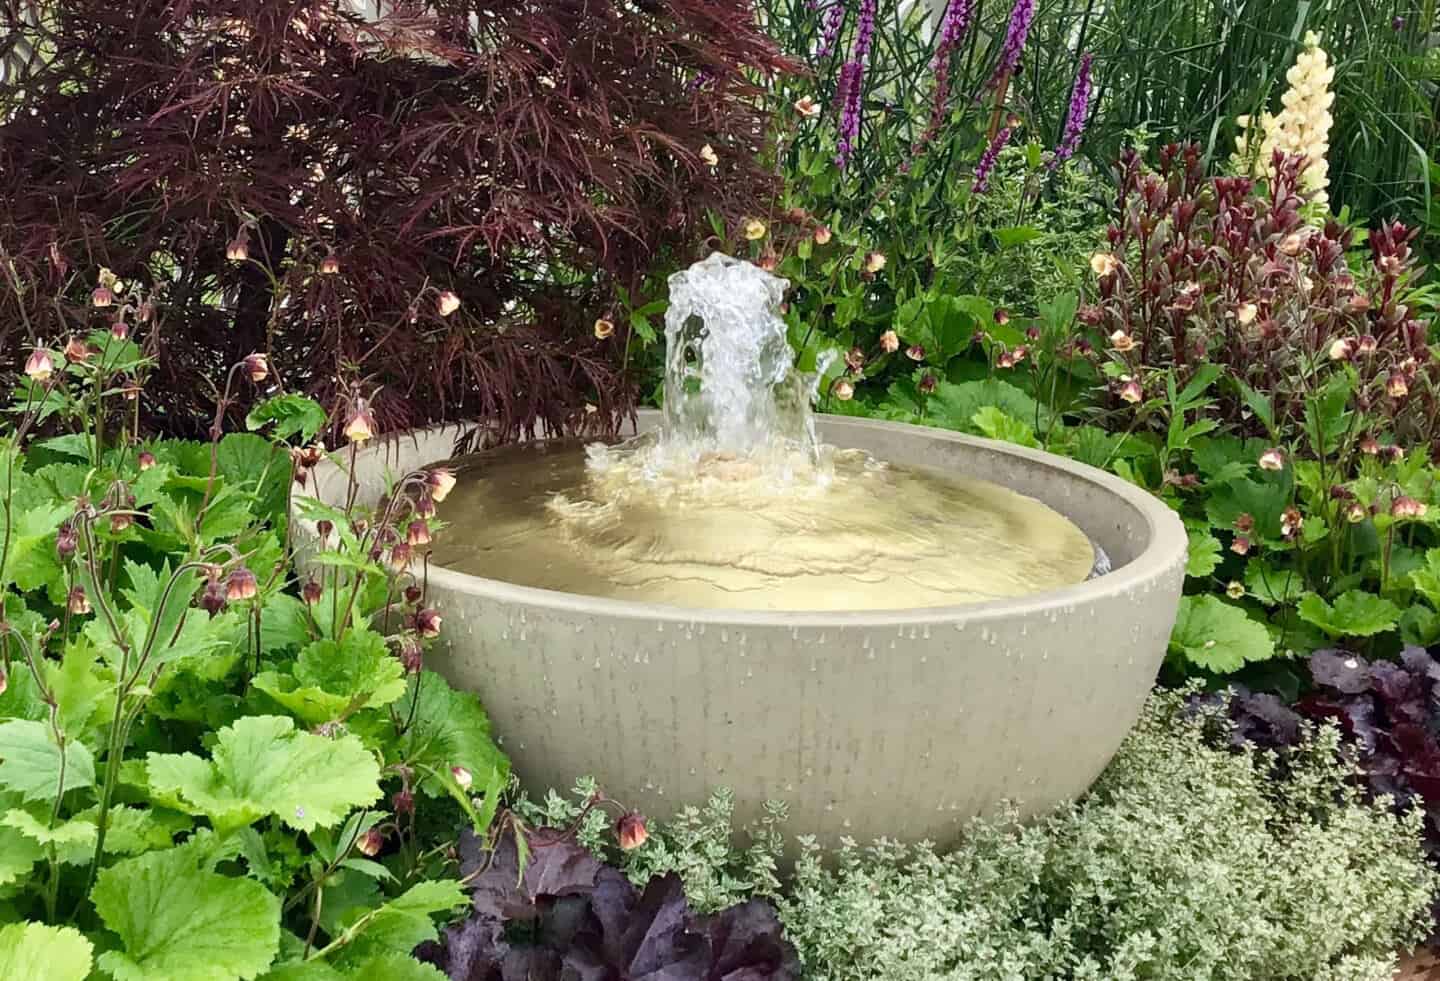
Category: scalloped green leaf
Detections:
[
  {"x1": 146, "y1": 715, "x2": 381, "y2": 834},
  {"x1": 1169, "y1": 595, "x2": 1274, "y2": 673},
  {"x1": 94, "y1": 843, "x2": 280, "y2": 981},
  {"x1": 1184, "y1": 526, "x2": 1222, "y2": 578},
  {"x1": 1296, "y1": 590, "x2": 1401, "y2": 639},
  {"x1": 0, "y1": 922, "x2": 93, "y2": 981},
  {"x1": 0, "y1": 720, "x2": 96, "y2": 802}
]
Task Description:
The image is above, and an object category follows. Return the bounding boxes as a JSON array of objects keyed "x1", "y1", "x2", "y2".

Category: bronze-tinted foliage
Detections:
[{"x1": 0, "y1": 0, "x2": 787, "y2": 438}]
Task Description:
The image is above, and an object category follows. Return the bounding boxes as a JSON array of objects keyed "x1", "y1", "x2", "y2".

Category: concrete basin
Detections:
[{"x1": 302, "y1": 411, "x2": 1186, "y2": 846}]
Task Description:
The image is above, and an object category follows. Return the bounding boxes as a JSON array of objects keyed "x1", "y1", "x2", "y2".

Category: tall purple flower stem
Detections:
[
  {"x1": 1050, "y1": 52, "x2": 1093, "y2": 167},
  {"x1": 817, "y1": 2, "x2": 846, "y2": 58},
  {"x1": 924, "y1": 0, "x2": 975, "y2": 138},
  {"x1": 972, "y1": 126, "x2": 1012, "y2": 193},
  {"x1": 835, "y1": 0, "x2": 877, "y2": 169},
  {"x1": 992, "y1": 0, "x2": 1036, "y2": 86}
]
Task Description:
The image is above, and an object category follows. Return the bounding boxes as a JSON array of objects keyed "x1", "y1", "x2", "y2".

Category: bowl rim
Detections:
[{"x1": 300, "y1": 411, "x2": 1187, "y2": 628}]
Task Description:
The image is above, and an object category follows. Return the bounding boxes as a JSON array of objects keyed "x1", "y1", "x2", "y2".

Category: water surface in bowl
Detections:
[{"x1": 428, "y1": 440, "x2": 1095, "y2": 612}]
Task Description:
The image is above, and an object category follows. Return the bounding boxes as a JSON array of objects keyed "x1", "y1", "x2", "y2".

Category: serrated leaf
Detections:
[
  {"x1": 1412, "y1": 549, "x2": 1440, "y2": 610},
  {"x1": 246, "y1": 394, "x2": 328, "y2": 443},
  {"x1": 1169, "y1": 595, "x2": 1274, "y2": 672},
  {"x1": 367, "y1": 672, "x2": 508, "y2": 796},
  {"x1": 0, "y1": 720, "x2": 96, "y2": 802},
  {"x1": 146, "y1": 715, "x2": 381, "y2": 833},
  {"x1": 1184, "y1": 526, "x2": 1222, "y2": 578},
  {"x1": 970, "y1": 407, "x2": 1038, "y2": 448},
  {"x1": 0, "y1": 922, "x2": 93, "y2": 981},
  {"x1": 331, "y1": 880, "x2": 466, "y2": 967},
  {"x1": 1296, "y1": 590, "x2": 1401, "y2": 639},
  {"x1": 929, "y1": 379, "x2": 1044, "y2": 434},
  {"x1": 94, "y1": 843, "x2": 281, "y2": 981},
  {"x1": 254, "y1": 630, "x2": 405, "y2": 726},
  {"x1": 72, "y1": 803, "x2": 187, "y2": 856},
  {"x1": 1244, "y1": 560, "x2": 1303, "y2": 606},
  {"x1": 3, "y1": 808, "x2": 98, "y2": 854},
  {"x1": 0, "y1": 822, "x2": 43, "y2": 886}
]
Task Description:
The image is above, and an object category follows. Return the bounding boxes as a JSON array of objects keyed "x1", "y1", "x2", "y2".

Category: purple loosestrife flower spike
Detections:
[
  {"x1": 932, "y1": 0, "x2": 976, "y2": 71},
  {"x1": 817, "y1": 2, "x2": 846, "y2": 58},
  {"x1": 972, "y1": 126, "x2": 1012, "y2": 193},
  {"x1": 1050, "y1": 52, "x2": 1093, "y2": 168},
  {"x1": 836, "y1": 0, "x2": 878, "y2": 168},
  {"x1": 992, "y1": 0, "x2": 1036, "y2": 85}
]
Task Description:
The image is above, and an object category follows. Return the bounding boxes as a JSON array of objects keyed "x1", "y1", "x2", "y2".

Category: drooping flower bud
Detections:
[
  {"x1": 1109, "y1": 330, "x2": 1136, "y2": 353},
  {"x1": 451, "y1": 765, "x2": 473, "y2": 790},
  {"x1": 301, "y1": 578, "x2": 323, "y2": 605},
  {"x1": 743, "y1": 219, "x2": 767, "y2": 241},
  {"x1": 407, "y1": 519, "x2": 432, "y2": 547},
  {"x1": 699, "y1": 144, "x2": 719, "y2": 167},
  {"x1": 23, "y1": 348, "x2": 53, "y2": 382},
  {"x1": 110, "y1": 320, "x2": 129, "y2": 341},
  {"x1": 388, "y1": 542, "x2": 413, "y2": 572},
  {"x1": 813, "y1": 226, "x2": 833, "y2": 246},
  {"x1": 1258, "y1": 447, "x2": 1286, "y2": 471},
  {"x1": 344, "y1": 401, "x2": 377, "y2": 444},
  {"x1": 414, "y1": 607, "x2": 442, "y2": 639},
  {"x1": 1230, "y1": 535, "x2": 1252, "y2": 556},
  {"x1": 64, "y1": 337, "x2": 92, "y2": 362},
  {"x1": 109, "y1": 512, "x2": 133, "y2": 533},
  {"x1": 1225, "y1": 581, "x2": 1245, "y2": 600},
  {"x1": 845, "y1": 347, "x2": 865, "y2": 372},
  {"x1": 426, "y1": 467, "x2": 456, "y2": 503},
  {"x1": 404, "y1": 584, "x2": 423, "y2": 605},
  {"x1": 1237, "y1": 303, "x2": 1259, "y2": 326},
  {"x1": 391, "y1": 789, "x2": 414, "y2": 815},
  {"x1": 1386, "y1": 372, "x2": 1409, "y2": 399},
  {"x1": 1234, "y1": 513, "x2": 1255, "y2": 533},
  {"x1": 793, "y1": 95, "x2": 820, "y2": 118},
  {"x1": 56, "y1": 523, "x2": 77, "y2": 560},
  {"x1": 1327, "y1": 337, "x2": 1352, "y2": 361},
  {"x1": 593, "y1": 318, "x2": 615, "y2": 340},
  {"x1": 200, "y1": 577, "x2": 228, "y2": 614},
  {"x1": 616, "y1": 812, "x2": 649, "y2": 851},
  {"x1": 864, "y1": 251, "x2": 887, "y2": 274},
  {"x1": 1280, "y1": 507, "x2": 1302, "y2": 539},
  {"x1": 226, "y1": 235, "x2": 250, "y2": 262},
  {"x1": 1355, "y1": 334, "x2": 1378, "y2": 356},
  {"x1": 436, "y1": 291, "x2": 461, "y2": 318},
  {"x1": 1344, "y1": 502, "x2": 1367, "y2": 524},
  {"x1": 994, "y1": 308, "x2": 1011, "y2": 326},
  {"x1": 1392, "y1": 496, "x2": 1428, "y2": 519},
  {"x1": 242, "y1": 353, "x2": 270, "y2": 383},
  {"x1": 397, "y1": 634, "x2": 423, "y2": 674},
  {"x1": 91, "y1": 285, "x2": 114, "y2": 308},
  {"x1": 319, "y1": 254, "x2": 341, "y2": 276},
  {"x1": 1118, "y1": 378, "x2": 1143, "y2": 404},
  {"x1": 67, "y1": 585, "x2": 91, "y2": 615},
  {"x1": 316, "y1": 519, "x2": 334, "y2": 542},
  {"x1": 905, "y1": 345, "x2": 925, "y2": 362},
  {"x1": 879, "y1": 330, "x2": 900, "y2": 353},
  {"x1": 357, "y1": 828, "x2": 385, "y2": 857},
  {"x1": 225, "y1": 567, "x2": 259, "y2": 601},
  {"x1": 918, "y1": 373, "x2": 937, "y2": 395},
  {"x1": 831, "y1": 379, "x2": 854, "y2": 401},
  {"x1": 137, "y1": 451, "x2": 156, "y2": 471}
]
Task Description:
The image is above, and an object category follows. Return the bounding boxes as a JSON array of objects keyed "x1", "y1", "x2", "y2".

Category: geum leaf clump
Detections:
[{"x1": 421, "y1": 823, "x2": 800, "y2": 981}]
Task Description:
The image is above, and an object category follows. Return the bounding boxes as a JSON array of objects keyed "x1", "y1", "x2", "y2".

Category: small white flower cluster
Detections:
[{"x1": 1234, "y1": 32, "x2": 1337, "y2": 208}]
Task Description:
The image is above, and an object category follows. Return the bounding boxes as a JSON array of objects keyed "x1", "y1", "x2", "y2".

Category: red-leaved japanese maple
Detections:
[{"x1": 0, "y1": 0, "x2": 789, "y2": 438}]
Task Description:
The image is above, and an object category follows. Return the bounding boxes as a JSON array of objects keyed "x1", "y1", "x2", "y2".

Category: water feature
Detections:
[{"x1": 429, "y1": 253, "x2": 1100, "y2": 611}]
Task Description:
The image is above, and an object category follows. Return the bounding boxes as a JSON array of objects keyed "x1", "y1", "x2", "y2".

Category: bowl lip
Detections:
[{"x1": 301, "y1": 412, "x2": 1187, "y2": 628}]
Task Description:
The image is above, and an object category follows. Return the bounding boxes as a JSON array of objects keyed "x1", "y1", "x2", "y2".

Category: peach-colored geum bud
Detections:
[{"x1": 615, "y1": 811, "x2": 649, "y2": 851}]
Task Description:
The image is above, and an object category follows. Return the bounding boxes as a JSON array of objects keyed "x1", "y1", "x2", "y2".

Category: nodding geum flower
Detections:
[
  {"x1": 23, "y1": 348, "x2": 53, "y2": 381},
  {"x1": 616, "y1": 812, "x2": 649, "y2": 851},
  {"x1": 594, "y1": 318, "x2": 615, "y2": 340},
  {"x1": 243, "y1": 353, "x2": 269, "y2": 383},
  {"x1": 345, "y1": 401, "x2": 377, "y2": 443},
  {"x1": 879, "y1": 330, "x2": 900, "y2": 353},
  {"x1": 1258, "y1": 448, "x2": 1286, "y2": 471},
  {"x1": 1392, "y1": 496, "x2": 1428, "y2": 519},
  {"x1": 427, "y1": 467, "x2": 457, "y2": 502},
  {"x1": 436, "y1": 291, "x2": 461, "y2": 317},
  {"x1": 831, "y1": 379, "x2": 854, "y2": 401},
  {"x1": 226, "y1": 567, "x2": 259, "y2": 602}
]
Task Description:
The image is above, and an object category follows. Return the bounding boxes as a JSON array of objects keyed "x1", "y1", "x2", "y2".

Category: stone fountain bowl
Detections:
[{"x1": 302, "y1": 411, "x2": 1187, "y2": 846}]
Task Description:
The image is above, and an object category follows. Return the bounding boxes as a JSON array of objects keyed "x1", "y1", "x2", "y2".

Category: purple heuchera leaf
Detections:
[
  {"x1": 1310, "y1": 649, "x2": 1371, "y2": 694},
  {"x1": 436, "y1": 826, "x2": 799, "y2": 981}
]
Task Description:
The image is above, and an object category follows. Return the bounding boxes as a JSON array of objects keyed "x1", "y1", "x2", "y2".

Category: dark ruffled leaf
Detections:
[
  {"x1": 1370, "y1": 661, "x2": 1429, "y2": 724},
  {"x1": 1310, "y1": 649, "x2": 1371, "y2": 694},
  {"x1": 1401, "y1": 646, "x2": 1440, "y2": 683},
  {"x1": 441, "y1": 831, "x2": 798, "y2": 981},
  {"x1": 1231, "y1": 690, "x2": 1302, "y2": 747},
  {"x1": 693, "y1": 899, "x2": 803, "y2": 980},
  {"x1": 460, "y1": 826, "x2": 602, "y2": 922}
]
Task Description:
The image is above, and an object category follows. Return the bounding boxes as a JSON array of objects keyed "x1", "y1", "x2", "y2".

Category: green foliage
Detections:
[
  {"x1": 778, "y1": 690, "x2": 1437, "y2": 980},
  {"x1": 0, "y1": 355, "x2": 507, "y2": 979}
]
